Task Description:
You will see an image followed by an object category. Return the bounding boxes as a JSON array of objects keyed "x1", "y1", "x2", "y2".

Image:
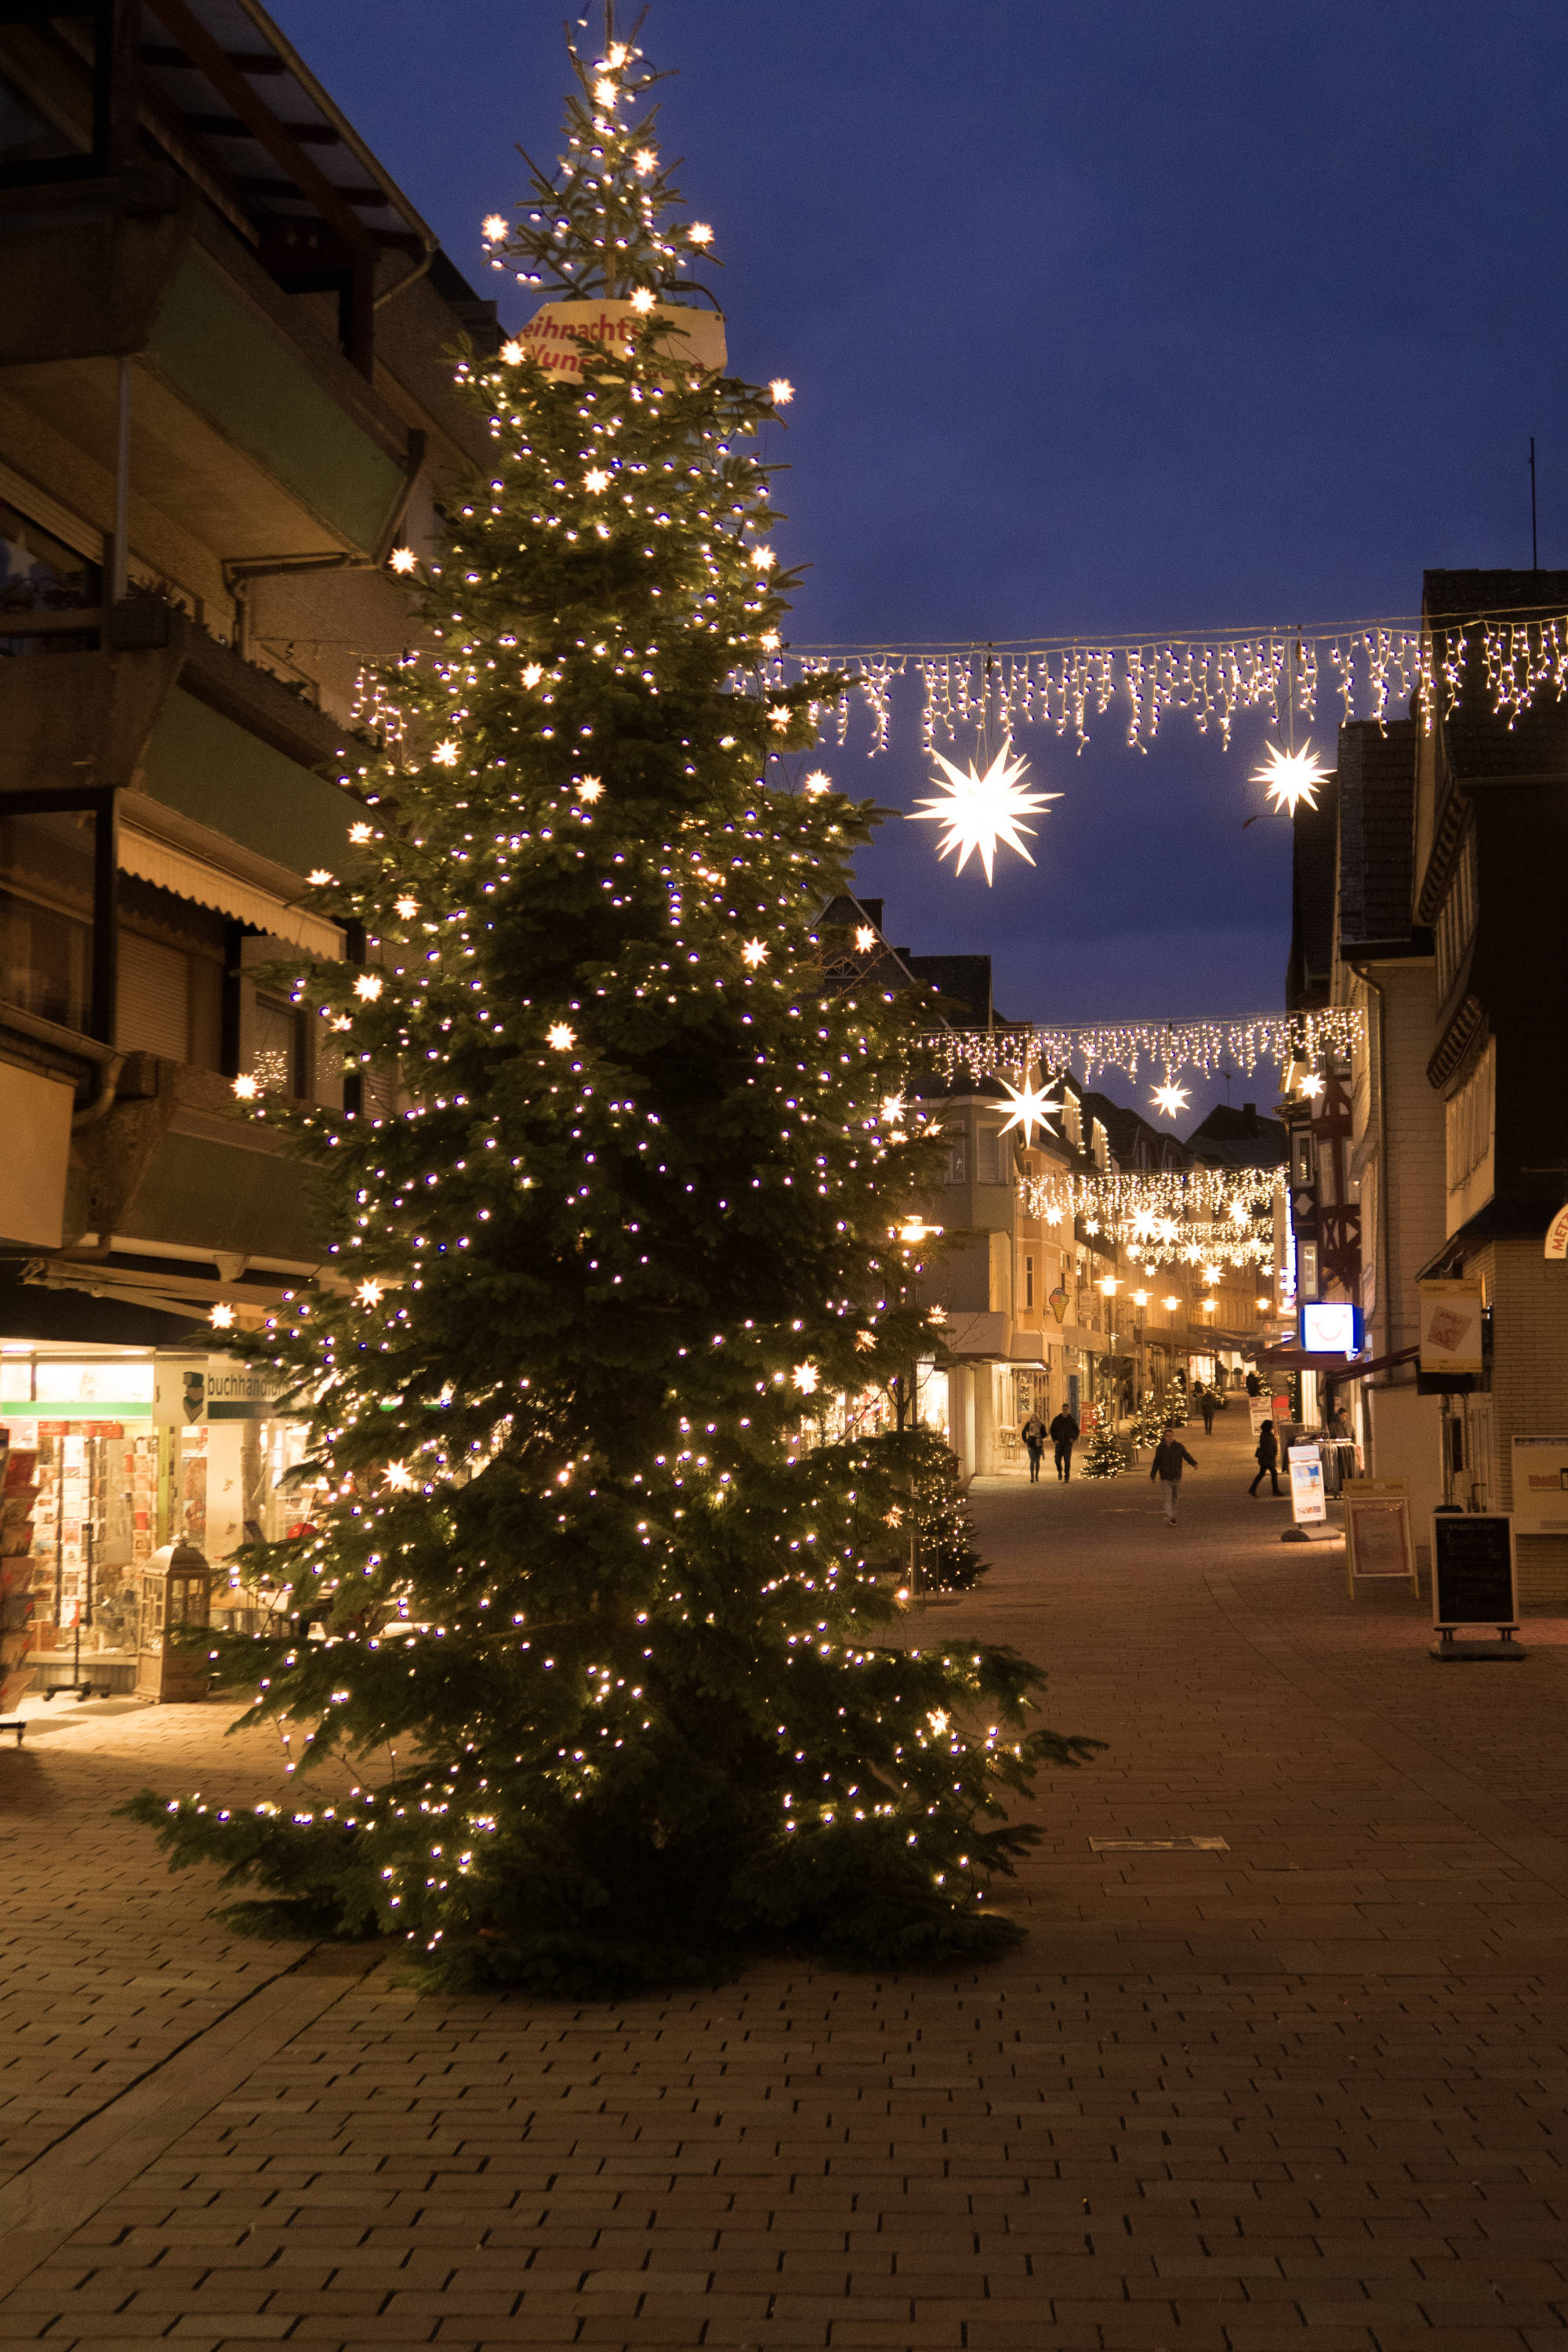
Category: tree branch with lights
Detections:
[{"x1": 125, "y1": 8, "x2": 1095, "y2": 1994}]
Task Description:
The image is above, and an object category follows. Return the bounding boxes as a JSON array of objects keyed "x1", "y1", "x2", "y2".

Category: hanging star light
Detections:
[
  {"x1": 1150, "y1": 1080, "x2": 1190, "y2": 1119},
  {"x1": 1252, "y1": 739, "x2": 1330, "y2": 816},
  {"x1": 909, "y1": 739, "x2": 1060, "y2": 884},
  {"x1": 996, "y1": 1075, "x2": 1063, "y2": 1146}
]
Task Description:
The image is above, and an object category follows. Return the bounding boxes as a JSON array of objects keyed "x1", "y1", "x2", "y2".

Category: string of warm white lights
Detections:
[
  {"x1": 914, "y1": 1010, "x2": 1363, "y2": 1090},
  {"x1": 739, "y1": 609, "x2": 1568, "y2": 759},
  {"x1": 1020, "y1": 1165, "x2": 1284, "y2": 1224}
]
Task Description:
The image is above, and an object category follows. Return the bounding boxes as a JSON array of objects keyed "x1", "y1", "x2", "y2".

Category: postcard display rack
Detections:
[{"x1": 0, "y1": 1420, "x2": 161, "y2": 1700}]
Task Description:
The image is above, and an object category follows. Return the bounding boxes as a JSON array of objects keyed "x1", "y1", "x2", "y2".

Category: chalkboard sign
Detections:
[{"x1": 1431, "y1": 1512, "x2": 1517, "y2": 1632}]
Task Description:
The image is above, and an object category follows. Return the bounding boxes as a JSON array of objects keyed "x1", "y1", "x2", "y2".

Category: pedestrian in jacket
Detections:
[
  {"x1": 1249, "y1": 1419, "x2": 1282, "y2": 1496},
  {"x1": 1048, "y1": 1409, "x2": 1080, "y2": 1482},
  {"x1": 1245, "y1": 1370, "x2": 1261, "y2": 1398},
  {"x1": 1020, "y1": 1414, "x2": 1047, "y2": 1483},
  {"x1": 1200, "y1": 1387, "x2": 1217, "y2": 1436},
  {"x1": 1150, "y1": 1427, "x2": 1198, "y2": 1523}
]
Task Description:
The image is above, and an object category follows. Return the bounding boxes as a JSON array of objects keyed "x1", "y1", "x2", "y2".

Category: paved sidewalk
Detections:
[{"x1": 2, "y1": 1411, "x2": 1568, "y2": 2350}]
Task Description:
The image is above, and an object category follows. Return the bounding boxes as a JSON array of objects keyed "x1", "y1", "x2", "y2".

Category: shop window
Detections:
[
  {"x1": 0, "y1": 791, "x2": 115, "y2": 1037},
  {"x1": 0, "y1": 494, "x2": 100, "y2": 655}
]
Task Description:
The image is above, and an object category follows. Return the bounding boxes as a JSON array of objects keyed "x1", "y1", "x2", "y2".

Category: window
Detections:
[
  {"x1": 977, "y1": 1120, "x2": 1003, "y2": 1185},
  {"x1": 249, "y1": 993, "x2": 306, "y2": 1097},
  {"x1": 0, "y1": 495, "x2": 100, "y2": 655},
  {"x1": 0, "y1": 793, "x2": 114, "y2": 1036},
  {"x1": 1445, "y1": 1037, "x2": 1495, "y2": 1227},
  {"x1": 1435, "y1": 829, "x2": 1479, "y2": 1004},
  {"x1": 1024, "y1": 1254, "x2": 1035, "y2": 1311},
  {"x1": 0, "y1": 66, "x2": 76, "y2": 176},
  {"x1": 114, "y1": 881, "x2": 227, "y2": 1068},
  {"x1": 943, "y1": 1131, "x2": 966, "y2": 1185}
]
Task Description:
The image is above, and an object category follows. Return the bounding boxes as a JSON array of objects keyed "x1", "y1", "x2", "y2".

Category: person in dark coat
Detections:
[
  {"x1": 1199, "y1": 1386, "x2": 1217, "y2": 1436},
  {"x1": 1020, "y1": 1414, "x2": 1047, "y2": 1483},
  {"x1": 1245, "y1": 1370, "x2": 1261, "y2": 1398},
  {"x1": 1250, "y1": 1419, "x2": 1282, "y2": 1496},
  {"x1": 1048, "y1": 1407, "x2": 1080, "y2": 1482},
  {"x1": 1150, "y1": 1426, "x2": 1198, "y2": 1523}
]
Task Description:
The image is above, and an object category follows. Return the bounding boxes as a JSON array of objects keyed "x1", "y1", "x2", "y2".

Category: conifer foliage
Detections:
[{"x1": 129, "y1": 12, "x2": 1094, "y2": 1993}]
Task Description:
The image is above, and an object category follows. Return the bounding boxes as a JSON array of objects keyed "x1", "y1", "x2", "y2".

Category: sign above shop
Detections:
[{"x1": 154, "y1": 1357, "x2": 295, "y2": 1425}]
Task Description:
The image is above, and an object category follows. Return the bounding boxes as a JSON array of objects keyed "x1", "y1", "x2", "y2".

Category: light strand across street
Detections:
[
  {"x1": 753, "y1": 605, "x2": 1568, "y2": 758},
  {"x1": 915, "y1": 1008, "x2": 1363, "y2": 1090}
]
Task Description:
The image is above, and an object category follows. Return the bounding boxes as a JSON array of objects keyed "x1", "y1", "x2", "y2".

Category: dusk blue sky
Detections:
[{"x1": 274, "y1": 1, "x2": 1568, "y2": 1115}]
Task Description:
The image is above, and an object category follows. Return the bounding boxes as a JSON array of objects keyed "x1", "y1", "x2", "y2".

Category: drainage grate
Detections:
[{"x1": 1089, "y1": 1835, "x2": 1229, "y2": 1852}]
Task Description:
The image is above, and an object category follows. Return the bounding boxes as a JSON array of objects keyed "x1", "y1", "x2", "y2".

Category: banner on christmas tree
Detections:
[{"x1": 519, "y1": 299, "x2": 727, "y2": 384}]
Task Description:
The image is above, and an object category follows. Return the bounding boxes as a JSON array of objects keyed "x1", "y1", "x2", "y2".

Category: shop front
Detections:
[{"x1": 0, "y1": 1341, "x2": 310, "y2": 1704}]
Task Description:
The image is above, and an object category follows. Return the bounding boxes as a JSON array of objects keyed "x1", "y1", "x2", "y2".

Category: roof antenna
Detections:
[{"x1": 1530, "y1": 435, "x2": 1539, "y2": 570}]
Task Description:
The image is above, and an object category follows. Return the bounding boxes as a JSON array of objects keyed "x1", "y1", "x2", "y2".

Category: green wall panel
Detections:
[
  {"x1": 146, "y1": 253, "x2": 405, "y2": 551},
  {"x1": 141, "y1": 687, "x2": 350, "y2": 871}
]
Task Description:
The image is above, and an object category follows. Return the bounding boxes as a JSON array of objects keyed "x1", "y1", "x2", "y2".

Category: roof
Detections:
[
  {"x1": 1185, "y1": 1101, "x2": 1287, "y2": 1168},
  {"x1": 1425, "y1": 569, "x2": 1568, "y2": 783},
  {"x1": 902, "y1": 954, "x2": 993, "y2": 1029},
  {"x1": 1285, "y1": 774, "x2": 1339, "y2": 1008},
  {"x1": 1337, "y1": 718, "x2": 1418, "y2": 953},
  {"x1": 1080, "y1": 1089, "x2": 1189, "y2": 1171},
  {"x1": 137, "y1": 0, "x2": 434, "y2": 259}
]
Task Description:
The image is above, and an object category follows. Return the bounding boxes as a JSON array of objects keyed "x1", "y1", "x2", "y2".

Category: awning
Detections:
[{"x1": 119, "y1": 825, "x2": 343, "y2": 960}]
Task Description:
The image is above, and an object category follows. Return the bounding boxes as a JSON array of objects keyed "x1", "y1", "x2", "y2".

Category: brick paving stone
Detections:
[{"x1": 5, "y1": 1421, "x2": 1568, "y2": 2346}]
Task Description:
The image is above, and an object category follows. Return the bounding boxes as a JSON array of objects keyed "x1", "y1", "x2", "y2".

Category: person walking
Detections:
[
  {"x1": 1249, "y1": 1418, "x2": 1283, "y2": 1497},
  {"x1": 1200, "y1": 1386, "x2": 1217, "y2": 1436},
  {"x1": 1048, "y1": 1406, "x2": 1080, "y2": 1483},
  {"x1": 1245, "y1": 1369, "x2": 1261, "y2": 1399},
  {"x1": 1150, "y1": 1425, "x2": 1197, "y2": 1523},
  {"x1": 1020, "y1": 1413, "x2": 1047, "y2": 1483}
]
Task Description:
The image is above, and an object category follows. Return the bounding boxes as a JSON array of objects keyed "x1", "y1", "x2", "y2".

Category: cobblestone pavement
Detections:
[{"x1": 3, "y1": 1411, "x2": 1568, "y2": 2350}]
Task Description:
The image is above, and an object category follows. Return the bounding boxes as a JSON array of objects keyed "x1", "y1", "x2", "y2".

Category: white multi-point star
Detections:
[
  {"x1": 1251, "y1": 739, "x2": 1330, "y2": 817},
  {"x1": 909, "y1": 739, "x2": 1059, "y2": 884},
  {"x1": 995, "y1": 1076, "x2": 1063, "y2": 1146},
  {"x1": 1150, "y1": 1080, "x2": 1190, "y2": 1119}
]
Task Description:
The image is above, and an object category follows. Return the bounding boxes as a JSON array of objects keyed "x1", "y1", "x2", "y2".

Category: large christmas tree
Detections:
[{"x1": 131, "y1": 10, "x2": 1093, "y2": 1993}]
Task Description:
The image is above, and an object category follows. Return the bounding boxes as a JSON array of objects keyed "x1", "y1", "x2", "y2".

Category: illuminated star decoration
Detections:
[
  {"x1": 209, "y1": 1303, "x2": 235, "y2": 1330},
  {"x1": 854, "y1": 925, "x2": 877, "y2": 953},
  {"x1": 1150, "y1": 1079, "x2": 1190, "y2": 1120},
  {"x1": 909, "y1": 739, "x2": 1060, "y2": 884},
  {"x1": 388, "y1": 546, "x2": 418, "y2": 575},
  {"x1": 741, "y1": 938, "x2": 768, "y2": 968},
  {"x1": 547, "y1": 1022, "x2": 575, "y2": 1051},
  {"x1": 629, "y1": 287, "x2": 656, "y2": 314},
  {"x1": 1252, "y1": 739, "x2": 1330, "y2": 817},
  {"x1": 1298, "y1": 1072, "x2": 1324, "y2": 1098},
  {"x1": 802, "y1": 771, "x2": 831, "y2": 797},
  {"x1": 996, "y1": 1076, "x2": 1063, "y2": 1146}
]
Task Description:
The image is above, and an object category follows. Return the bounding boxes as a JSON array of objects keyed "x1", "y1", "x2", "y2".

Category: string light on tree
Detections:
[{"x1": 126, "y1": 2, "x2": 1094, "y2": 1998}]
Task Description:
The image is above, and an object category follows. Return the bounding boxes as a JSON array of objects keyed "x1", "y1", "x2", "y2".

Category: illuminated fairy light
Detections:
[
  {"x1": 909, "y1": 739, "x2": 1060, "y2": 884},
  {"x1": 995, "y1": 1076, "x2": 1063, "y2": 1147},
  {"x1": 914, "y1": 1007, "x2": 1364, "y2": 1090},
  {"x1": 431, "y1": 741, "x2": 460, "y2": 768},
  {"x1": 1252, "y1": 739, "x2": 1330, "y2": 816},
  {"x1": 1150, "y1": 1080, "x2": 1189, "y2": 1120},
  {"x1": 547, "y1": 1022, "x2": 576, "y2": 1051},
  {"x1": 307, "y1": 869, "x2": 335, "y2": 888},
  {"x1": 231, "y1": 1074, "x2": 260, "y2": 1100},
  {"x1": 349, "y1": 822, "x2": 374, "y2": 844}
]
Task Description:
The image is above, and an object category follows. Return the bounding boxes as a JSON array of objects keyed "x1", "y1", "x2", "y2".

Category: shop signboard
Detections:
[
  {"x1": 154, "y1": 1358, "x2": 294, "y2": 1425},
  {"x1": 1287, "y1": 1443, "x2": 1327, "y2": 1526},
  {"x1": 1544, "y1": 1203, "x2": 1568, "y2": 1259},
  {"x1": 1431, "y1": 1512, "x2": 1518, "y2": 1641},
  {"x1": 1418, "y1": 1279, "x2": 1484, "y2": 1376},
  {"x1": 1342, "y1": 1478, "x2": 1418, "y2": 1596},
  {"x1": 1508, "y1": 1436, "x2": 1568, "y2": 1535}
]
